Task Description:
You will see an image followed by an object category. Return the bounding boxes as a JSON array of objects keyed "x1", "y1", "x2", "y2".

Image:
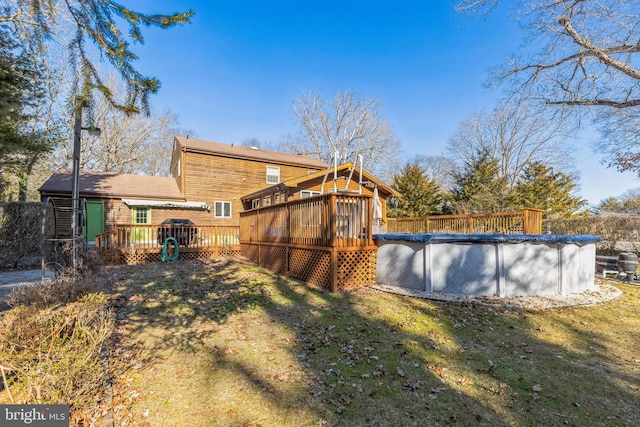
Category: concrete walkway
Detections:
[{"x1": 0, "y1": 269, "x2": 54, "y2": 311}]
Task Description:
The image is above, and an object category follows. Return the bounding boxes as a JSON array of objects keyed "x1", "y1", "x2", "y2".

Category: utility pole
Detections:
[
  {"x1": 71, "y1": 98, "x2": 100, "y2": 274},
  {"x1": 71, "y1": 98, "x2": 83, "y2": 275}
]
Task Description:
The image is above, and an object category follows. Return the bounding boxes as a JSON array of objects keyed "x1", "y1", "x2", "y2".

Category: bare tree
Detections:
[
  {"x1": 51, "y1": 74, "x2": 181, "y2": 175},
  {"x1": 412, "y1": 154, "x2": 457, "y2": 192},
  {"x1": 456, "y1": 1, "x2": 640, "y2": 109},
  {"x1": 456, "y1": 1, "x2": 640, "y2": 174},
  {"x1": 447, "y1": 101, "x2": 574, "y2": 190},
  {"x1": 288, "y1": 90, "x2": 401, "y2": 181},
  {"x1": 594, "y1": 107, "x2": 640, "y2": 175}
]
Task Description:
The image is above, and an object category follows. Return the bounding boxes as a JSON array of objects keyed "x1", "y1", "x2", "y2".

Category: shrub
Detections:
[
  {"x1": 0, "y1": 202, "x2": 43, "y2": 269},
  {"x1": 0, "y1": 269, "x2": 113, "y2": 419},
  {"x1": 5, "y1": 274, "x2": 105, "y2": 308},
  {"x1": 0, "y1": 296, "x2": 114, "y2": 407}
]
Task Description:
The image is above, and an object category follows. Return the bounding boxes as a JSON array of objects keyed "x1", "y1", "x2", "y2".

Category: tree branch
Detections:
[
  {"x1": 559, "y1": 16, "x2": 640, "y2": 81},
  {"x1": 547, "y1": 98, "x2": 640, "y2": 108}
]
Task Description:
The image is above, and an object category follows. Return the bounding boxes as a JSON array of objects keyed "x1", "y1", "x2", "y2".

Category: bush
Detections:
[
  {"x1": 0, "y1": 268, "x2": 113, "y2": 423},
  {"x1": 0, "y1": 294, "x2": 113, "y2": 407},
  {"x1": 0, "y1": 202, "x2": 43, "y2": 269},
  {"x1": 5, "y1": 274, "x2": 105, "y2": 308},
  {"x1": 544, "y1": 214, "x2": 640, "y2": 255}
]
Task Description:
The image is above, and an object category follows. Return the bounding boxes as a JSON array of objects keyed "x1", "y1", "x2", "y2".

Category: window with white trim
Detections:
[
  {"x1": 266, "y1": 166, "x2": 280, "y2": 184},
  {"x1": 214, "y1": 201, "x2": 232, "y2": 218},
  {"x1": 300, "y1": 190, "x2": 321, "y2": 199}
]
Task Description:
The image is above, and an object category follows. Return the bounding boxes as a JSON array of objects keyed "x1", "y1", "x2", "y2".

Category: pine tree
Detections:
[
  {"x1": 514, "y1": 162, "x2": 587, "y2": 218},
  {"x1": 390, "y1": 162, "x2": 443, "y2": 217},
  {"x1": 0, "y1": 29, "x2": 54, "y2": 200},
  {"x1": 450, "y1": 149, "x2": 514, "y2": 213},
  {"x1": 2, "y1": 1, "x2": 194, "y2": 114}
]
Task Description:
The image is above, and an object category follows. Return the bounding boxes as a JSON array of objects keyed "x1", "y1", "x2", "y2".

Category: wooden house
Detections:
[
  {"x1": 169, "y1": 136, "x2": 328, "y2": 227},
  {"x1": 39, "y1": 137, "x2": 328, "y2": 242}
]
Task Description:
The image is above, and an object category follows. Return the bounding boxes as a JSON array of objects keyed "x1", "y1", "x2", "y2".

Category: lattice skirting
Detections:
[
  {"x1": 241, "y1": 242, "x2": 377, "y2": 291},
  {"x1": 241, "y1": 243, "x2": 259, "y2": 264},
  {"x1": 258, "y1": 244, "x2": 288, "y2": 275},
  {"x1": 337, "y1": 249, "x2": 377, "y2": 291},
  {"x1": 117, "y1": 246, "x2": 241, "y2": 265},
  {"x1": 288, "y1": 247, "x2": 332, "y2": 289}
]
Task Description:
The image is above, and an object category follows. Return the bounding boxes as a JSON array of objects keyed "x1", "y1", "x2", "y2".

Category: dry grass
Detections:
[
  {"x1": 5, "y1": 273, "x2": 105, "y2": 308},
  {"x1": 107, "y1": 258, "x2": 640, "y2": 427},
  {"x1": 0, "y1": 273, "x2": 115, "y2": 427}
]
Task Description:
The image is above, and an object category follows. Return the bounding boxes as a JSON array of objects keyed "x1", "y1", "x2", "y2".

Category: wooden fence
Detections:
[
  {"x1": 240, "y1": 193, "x2": 377, "y2": 291},
  {"x1": 385, "y1": 209, "x2": 543, "y2": 235},
  {"x1": 96, "y1": 224, "x2": 240, "y2": 265}
]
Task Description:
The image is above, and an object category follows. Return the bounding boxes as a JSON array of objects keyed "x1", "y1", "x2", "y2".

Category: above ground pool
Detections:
[{"x1": 373, "y1": 234, "x2": 602, "y2": 297}]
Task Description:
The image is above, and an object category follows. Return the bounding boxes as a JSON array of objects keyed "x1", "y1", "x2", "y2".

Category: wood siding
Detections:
[
  {"x1": 182, "y1": 150, "x2": 323, "y2": 226},
  {"x1": 169, "y1": 142, "x2": 183, "y2": 194}
]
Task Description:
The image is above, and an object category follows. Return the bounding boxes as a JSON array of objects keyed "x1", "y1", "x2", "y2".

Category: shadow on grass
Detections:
[{"x1": 108, "y1": 258, "x2": 640, "y2": 426}]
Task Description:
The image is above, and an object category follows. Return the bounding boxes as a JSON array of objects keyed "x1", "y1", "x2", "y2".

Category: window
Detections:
[
  {"x1": 300, "y1": 190, "x2": 321, "y2": 199},
  {"x1": 266, "y1": 166, "x2": 280, "y2": 184},
  {"x1": 251, "y1": 199, "x2": 260, "y2": 209},
  {"x1": 132, "y1": 207, "x2": 150, "y2": 224},
  {"x1": 214, "y1": 201, "x2": 232, "y2": 218}
]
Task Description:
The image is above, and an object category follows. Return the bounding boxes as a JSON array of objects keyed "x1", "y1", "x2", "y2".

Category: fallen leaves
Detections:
[
  {"x1": 402, "y1": 380, "x2": 422, "y2": 391},
  {"x1": 372, "y1": 365, "x2": 389, "y2": 378}
]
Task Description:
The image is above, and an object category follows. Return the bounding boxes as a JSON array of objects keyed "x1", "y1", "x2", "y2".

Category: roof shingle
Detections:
[
  {"x1": 175, "y1": 136, "x2": 329, "y2": 168},
  {"x1": 38, "y1": 170, "x2": 183, "y2": 200}
]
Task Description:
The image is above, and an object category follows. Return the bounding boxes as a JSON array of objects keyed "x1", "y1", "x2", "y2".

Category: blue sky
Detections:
[{"x1": 128, "y1": 0, "x2": 638, "y2": 206}]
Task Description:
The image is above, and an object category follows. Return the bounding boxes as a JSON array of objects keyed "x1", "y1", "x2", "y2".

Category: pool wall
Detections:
[{"x1": 373, "y1": 234, "x2": 601, "y2": 297}]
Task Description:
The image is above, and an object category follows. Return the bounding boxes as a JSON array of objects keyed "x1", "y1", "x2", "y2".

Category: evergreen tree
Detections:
[
  {"x1": 451, "y1": 149, "x2": 514, "y2": 213},
  {"x1": 514, "y1": 162, "x2": 587, "y2": 218},
  {"x1": 0, "y1": 29, "x2": 55, "y2": 200},
  {"x1": 390, "y1": 162, "x2": 444, "y2": 217},
  {"x1": 597, "y1": 197, "x2": 623, "y2": 213},
  {"x1": 2, "y1": 1, "x2": 193, "y2": 114}
]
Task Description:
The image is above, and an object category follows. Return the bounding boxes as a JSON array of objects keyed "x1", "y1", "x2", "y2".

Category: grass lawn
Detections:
[{"x1": 108, "y1": 258, "x2": 640, "y2": 426}]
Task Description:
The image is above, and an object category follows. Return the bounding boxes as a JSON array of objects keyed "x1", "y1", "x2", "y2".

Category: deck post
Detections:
[
  {"x1": 329, "y1": 194, "x2": 337, "y2": 247},
  {"x1": 367, "y1": 197, "x2": 373, "y2": 245},
  {"x1": 213, "y1": 226, "x2": 218, "y2": 256},
  {"x1": 330, "y1": 248, "x2": 338, "y2": 293}
]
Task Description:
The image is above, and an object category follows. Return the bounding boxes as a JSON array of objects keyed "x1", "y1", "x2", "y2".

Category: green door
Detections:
[{"x1": 84, "y1": 201, "x2": 104, "y2": 242}]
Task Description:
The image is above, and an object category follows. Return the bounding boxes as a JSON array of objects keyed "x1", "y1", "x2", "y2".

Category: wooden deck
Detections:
[
  {"x1": 96, "y1": 225, "x2": 240, "y2": 264},
  {"x1": 385, "y1": 209, "x2": 543, "y2": 235},
  {"x1": 240, "y1": 193, "x2": 377, "y2": 292}
]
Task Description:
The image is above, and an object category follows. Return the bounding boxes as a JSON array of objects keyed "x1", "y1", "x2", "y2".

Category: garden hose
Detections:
[{"x1": 161, "y1": 237, "x2": 179, "y2": 262}]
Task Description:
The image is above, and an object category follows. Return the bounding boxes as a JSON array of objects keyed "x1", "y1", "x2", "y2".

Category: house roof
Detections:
[
  {"x1": 174, "y1": 136, "x2": 329, "y2": 169},
  {"x1": 38, "y1": 170, "x2": 184, "y2": 200},
  {"x1": 241, "y1": 162, "x2": 399, "y2": 201}
]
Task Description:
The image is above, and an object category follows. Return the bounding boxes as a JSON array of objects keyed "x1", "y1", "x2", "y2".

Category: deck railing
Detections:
[
  {"x1": 385, "y1": 209, "x2": 543, "y2": 235},
  {"x1": 96, "y1": 224, "x2": 240, "y2": 264},
  {"x1": 239, "y1": 193, "x2": 377, "y2": 291},
  {"x1": 240, "y1": 193, "x2": 375, "y2": 248}
]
